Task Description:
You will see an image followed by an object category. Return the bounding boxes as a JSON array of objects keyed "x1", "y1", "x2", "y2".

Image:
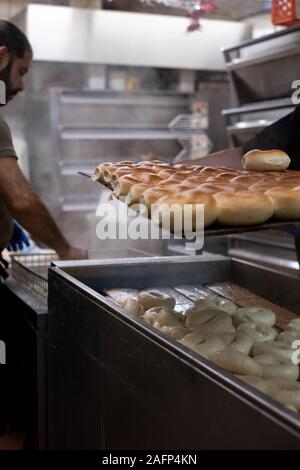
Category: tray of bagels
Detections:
[
  {"x1": 87, "y1": 149, "x2": 300, "y2": 236},
  {"x1": 103, "y1": 276, "x2": 300, "y2": 415}
]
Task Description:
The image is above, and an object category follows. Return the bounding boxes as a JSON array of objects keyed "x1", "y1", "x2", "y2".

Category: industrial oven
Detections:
[
  {"x1": 47, "y1": 254, "x2": 300, "y2": 450},
  {"x1": 222, "y1": 24, "x2": 300, "y2": 147}
]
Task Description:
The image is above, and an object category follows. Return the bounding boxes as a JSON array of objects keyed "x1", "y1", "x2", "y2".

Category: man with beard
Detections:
[
  {"x1": 0, "y1": 20, "x2": 87, "y2": 272},
  {"x1": 0, "y1": 21, "x2": 88, "y2": 443}
]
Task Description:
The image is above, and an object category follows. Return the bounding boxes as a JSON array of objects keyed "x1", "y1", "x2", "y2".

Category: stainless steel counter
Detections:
[{"x1": 47, "y1": 255, "x2": 300, "y2": 449}]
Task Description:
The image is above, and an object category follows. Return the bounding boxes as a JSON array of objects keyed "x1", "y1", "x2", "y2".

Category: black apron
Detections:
[{"x1": 243, "y1": 104, "x2": 300, "y2": 170}]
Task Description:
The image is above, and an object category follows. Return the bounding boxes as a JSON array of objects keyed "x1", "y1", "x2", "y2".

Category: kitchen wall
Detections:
[{"x1": 243, "y1": 12, "x2": 283, "y2": 38}]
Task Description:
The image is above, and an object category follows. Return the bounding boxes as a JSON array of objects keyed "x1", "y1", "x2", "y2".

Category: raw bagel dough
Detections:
[
  {"x1": 285, "y1": 318, "x2": 300, "y2": 332},
  {"x1": 104, "y1": 288, "x2": 139, "y2": 305},
  {"x1": 185, "y1": 308, "x2": 233, "y2": 335},
  {"x1": 254, "y1": 354, "x2": 299, "y2": 381},
  {"x1": 233, "y1": 307, "x2": 276, "y2": 327},
  {"x1": 192, "y1": 297, "x2": 237, "y2": 315},
  {"x1": 266, "y1": 379, "x2": 300, "y2": 410},
  {"x1": 237, "y1": 322, "x2": 278, "y2": 343},
  {"x1": 253, "y1": 341, "x2": 294, "y2": 360},
  {"x1": 157, "y1": 324, "x2": 191, "y2": 340},
  {"x1": 277, "y1": 329, "x2": 300, "y2": 344},
  {"x1": 123, "y1": 298, "x2": 143, "y2": 316},
  {"x1": 180, "y1": 332, "x2": 225, "y2": 358},
  {"x1": 142, "y1": 307, "x2": 191, "y2": 339},
  {"x1": 143, "y1": 306, "x2": 174, "y2": 326},
  {"x1": 225, "y1": 333, "x2": 254, "y2": 356},
  {"x1": 210, "y1": 351, "x2": 263, "y2": 376},
  {"x1": 236, "y1": 375, "x2": 270, "y2": 394},
  {"x1": 138, "y1": 290, "x2": 176, "y2": 311}
]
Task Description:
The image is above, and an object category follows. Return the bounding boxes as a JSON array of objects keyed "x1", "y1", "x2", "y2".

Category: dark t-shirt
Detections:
[
  {"x1": 0, "y1": 114, "x2": 17, "y2": 249},
  {"x1": 243, "y1": 105, "x2": 300, "y2": 170}
]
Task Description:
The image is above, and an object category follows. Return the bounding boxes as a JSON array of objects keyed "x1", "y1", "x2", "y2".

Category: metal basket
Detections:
[
  {"x1": 10, "y1": 251, "x2": 59, "y2": 304},
  {"x1": 168, "y1": 113, "x2": 212, "y2": 162}
]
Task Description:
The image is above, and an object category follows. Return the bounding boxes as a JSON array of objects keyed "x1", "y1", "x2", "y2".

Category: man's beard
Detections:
[{"x1": 0, "y1": 60, "x2": 18, "y2": 104}]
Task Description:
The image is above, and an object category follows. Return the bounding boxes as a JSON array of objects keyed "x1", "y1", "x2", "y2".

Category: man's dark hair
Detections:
[{"x1": 0, "y1": 20, "x2": 32, "y2": 59}]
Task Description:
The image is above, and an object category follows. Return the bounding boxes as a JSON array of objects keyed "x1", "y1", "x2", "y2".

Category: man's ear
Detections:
[{"x1": 0, "y1": 46, "x2": 9, "y2": 70}]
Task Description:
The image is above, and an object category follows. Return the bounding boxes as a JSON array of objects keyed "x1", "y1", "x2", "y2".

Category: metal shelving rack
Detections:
[{"x1": 50, "y1": 88, "x2": 192, "y2": 213}]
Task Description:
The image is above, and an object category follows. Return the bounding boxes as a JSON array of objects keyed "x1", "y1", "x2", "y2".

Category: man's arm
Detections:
[{"x1": 0, "y1": 157, "x2": 87, "y2": 260}]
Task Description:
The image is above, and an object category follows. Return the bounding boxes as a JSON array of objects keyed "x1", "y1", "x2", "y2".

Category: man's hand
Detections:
[
  {"x1": 7, "y1": 221, "x2": 30, "y2": 251},
  {"x1": 57, "y1": 246, "x2": 88, "y2": 260},
  {"x1": 0, "y1": 158, "x2": 86, "y2": 256}
]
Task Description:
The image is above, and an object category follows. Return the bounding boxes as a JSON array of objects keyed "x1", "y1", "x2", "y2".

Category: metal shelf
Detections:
[
  {"x1": 226, "y1": 120, "x2": 273, "y2": 134},
  {"x1": 225, "y1": 44, "x2": 300, "y2": 71},
  {"x1": 222, "y1": 98, "x2": 295, "y2": 117},
  {"x1": 61, "y1": 198, "x2": 100, "y2": 212},
  {"x1": 60, "y1": 127, "x2": 177, "y2": 140},
  {"x1": 222, "y1": 23, "x2": 300, "y2": 62},
  {"x1": 50, "y1": 87, "x2": 190, "y2": 214},
  {"x1": 60, "y1": 91, "x2": 191, "y2": 107}
]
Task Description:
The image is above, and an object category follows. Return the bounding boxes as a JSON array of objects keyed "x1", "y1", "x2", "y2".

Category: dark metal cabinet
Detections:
[{"x1": 0, "y1": 283, "x2": 48, "y2": 449}]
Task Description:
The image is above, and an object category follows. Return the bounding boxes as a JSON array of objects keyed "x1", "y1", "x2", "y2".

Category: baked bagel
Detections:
[
  {"x1": 242, "y1": 149, "x2": 291, "y2": 172},
  {"x1": 213, "y1": 191, "x2": 274, "y2": 226}
]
